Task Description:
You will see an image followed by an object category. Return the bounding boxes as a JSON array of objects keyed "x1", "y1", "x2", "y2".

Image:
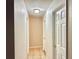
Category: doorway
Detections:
[
  {"x1": 28, "y1": 15, "x2": 45, "y2": 59},
  {"x1": 54, "y1": 7, "x2": 66, "y2": 59}
]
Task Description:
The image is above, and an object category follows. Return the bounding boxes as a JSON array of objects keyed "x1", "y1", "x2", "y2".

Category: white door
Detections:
[{"x1": 55, "y1": 7, "x2": 66, "y2": 59}]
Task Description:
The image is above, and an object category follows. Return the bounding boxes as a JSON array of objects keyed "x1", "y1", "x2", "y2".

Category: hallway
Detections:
[
  {"x1": 14, "y1": 0, "x2": 66, "y2": 59},
  {"x1": 28, "y1": 48, "x2": 45, "y2": 59}
]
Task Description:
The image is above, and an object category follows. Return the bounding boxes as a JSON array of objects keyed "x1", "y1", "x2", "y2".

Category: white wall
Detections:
[
  {"x1": 43, "y1": 10, "x2": 54, "y2": 59},
  {"x1": 14, "y1": 1, "x2": 29, "y2": 59},
  {"x1": 43, "y1": 0, "x2": 65, "y2": 59},
  {"x1": 48, "y1": 0, "x2": 65, "y2": 11}
]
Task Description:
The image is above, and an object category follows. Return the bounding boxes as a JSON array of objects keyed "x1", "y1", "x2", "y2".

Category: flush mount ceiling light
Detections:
[{"x1": 33, "y1": 9, "x2": 40, "y2": 14}]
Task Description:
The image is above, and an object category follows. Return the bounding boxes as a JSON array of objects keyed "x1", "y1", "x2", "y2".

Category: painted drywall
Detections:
[
  {"x1": 14, "y1": 12, "x2": 26, "y2": 59},
  {"x1": 29, "y1": 15, "x2": 43, "y2": 48},
  {"x1": 48, "y1": 0, "x2": 65, "y2": 11},
  {"x1": 14, "y1": 1, "x2": 29, "y2": 59},
  {"x1": 43, "y1": 10, "x2": 54, "y2": 59},
  {"x1": 43, "y1": 1, "x2": 65, "y2": 59},
  {"x1": 43, "y1": 1, "x2": 64, "y2": 59}
]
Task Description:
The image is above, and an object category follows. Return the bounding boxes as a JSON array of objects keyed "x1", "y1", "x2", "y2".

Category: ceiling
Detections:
[
  {"x1": 15, "y1": 0, "x2": 65, "y2": 16},
  {"x1": 24, "y1": 0, "x2": 53, "y2": 16}
]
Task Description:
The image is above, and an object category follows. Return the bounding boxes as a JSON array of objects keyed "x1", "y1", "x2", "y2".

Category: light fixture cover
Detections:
[{"x1": 33, "y1": 9, "x2": 40, "y2": 14}]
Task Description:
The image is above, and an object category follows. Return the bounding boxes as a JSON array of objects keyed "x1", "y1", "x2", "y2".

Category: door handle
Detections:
[{"x1": 43, "y1": 50, "x2": 46, "y2": 55}]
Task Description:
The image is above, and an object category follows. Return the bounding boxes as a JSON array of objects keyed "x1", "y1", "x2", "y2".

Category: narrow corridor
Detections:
[
  {"x1": 28, "y1": 48, "x2": 46, "y2": 59},
  {"x1": 14, "y1": 0, "x2": 67, "y2": 59}
]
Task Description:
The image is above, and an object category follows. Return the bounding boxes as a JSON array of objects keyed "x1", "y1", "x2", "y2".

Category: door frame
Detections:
[
  {"x1": 52, "y1": 0, "x2": 72, "y2": 59},
  {"x1": 6, "y1": 0, "x2": 72, "y2": 59}
]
